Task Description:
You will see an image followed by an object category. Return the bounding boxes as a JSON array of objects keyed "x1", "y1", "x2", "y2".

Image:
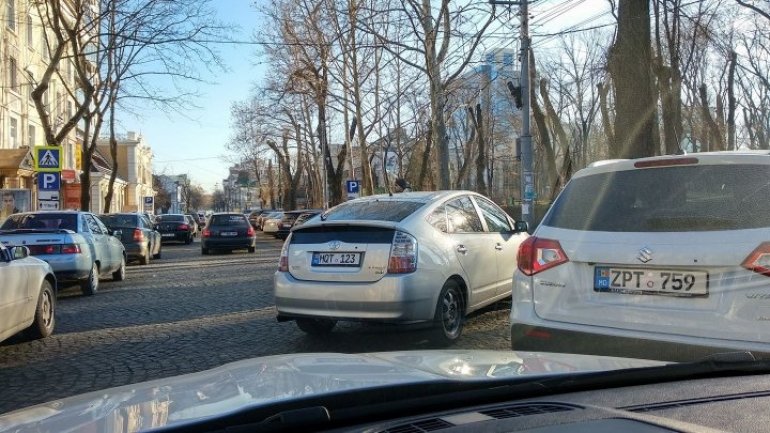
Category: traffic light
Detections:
[{"x1": 507, "y1": 81, "x2": 523, "y2": 109}]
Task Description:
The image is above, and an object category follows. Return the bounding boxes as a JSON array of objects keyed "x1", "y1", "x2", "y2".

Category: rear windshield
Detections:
[
  {"x1": 100, "y1": 214, "x2": 138, "y2": 227},
  {"x1": 1, "y1": 213, "x2": 78, "y2": 231},
  {"x1": 321, "y1": 200, "x2": 424, "y2": 222},
  {"x1": 156, "y1": 214, "x2": 185, "y2": 222},
  {"x1": 543, "y1": 164, "x2": 770, "y2": 232},
  {"x1": 210, "y1": 215, "x2": 249, "y2": 226}
]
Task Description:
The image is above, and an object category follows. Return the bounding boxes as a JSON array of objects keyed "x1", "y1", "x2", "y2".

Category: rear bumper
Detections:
[
  {"x1": 201, "y1": 237, "x2": 255, "y2": 249},
  {"x1": 160, "y1": 232, "x2": 189, "y2": 242},
  {"x1": 273, "y1": 270, "x2": 439, "y2": 323},
  {"x1": 35, "y1": 254, "x2": 92, "y2": 281},
  {"x1": 122, "y1": 242, "x2": 148, "y2": 259}
]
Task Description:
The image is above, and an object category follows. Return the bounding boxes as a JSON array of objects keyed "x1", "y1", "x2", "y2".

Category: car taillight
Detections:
[
  {"x1": 388, "y1": 231, "x2": 417, "y2": 274},
  {"x1": 278, "y1": 239, "x2": 289, "y2": 272},
  {"x1": 202, "y1": 229, "x2": 211, "y2": 238},
  {"x1": 61, "y1": 244, "x2": 81, "y2": 254},
  {"x1": 247, "y1": 227, "x2": 255, "y2": 236},
  {"x1": 133, "y1": 228, "x2": 144, "y2": 242},
  {"x1": 742, "y1": 242, "x2": 770, "y2": 277},
  {"x1": 178, "y1": 224, "x2": 189, "y2": 231},
  {"x1": 29, "y1": 245, "x2": 60, "y2": 254},
  {"x1": 517, "y1": 236, "x2": 569, "y2": 276}
]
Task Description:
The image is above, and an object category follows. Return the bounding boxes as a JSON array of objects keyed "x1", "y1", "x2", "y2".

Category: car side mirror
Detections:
[
  {"x1": 11, "y1": 246, "x2": 29, "y2": 260},
  {"x1": 514, "y1": 221, "x2": 529, "y2": 234}
]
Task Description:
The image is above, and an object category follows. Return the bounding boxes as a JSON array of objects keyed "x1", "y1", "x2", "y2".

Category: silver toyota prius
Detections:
[{"x1": 274, "y1": 191, "x2": 529, "y2": 343}]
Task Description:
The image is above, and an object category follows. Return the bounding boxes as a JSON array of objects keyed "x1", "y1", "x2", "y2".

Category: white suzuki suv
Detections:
[{"x1": 511, "y1": 151, "x2": 770, "y2": 361}]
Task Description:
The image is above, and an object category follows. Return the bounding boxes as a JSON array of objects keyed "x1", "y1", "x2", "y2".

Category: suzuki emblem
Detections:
[
  {"x1": 328, "y1": 241, "x2": 341, "y2": 250},
  {"x1": 637, "y1": 247, "x2": 653, "y2": 263}
]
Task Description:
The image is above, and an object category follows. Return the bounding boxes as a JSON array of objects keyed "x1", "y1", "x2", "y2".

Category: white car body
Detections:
[
  {"x1": 511, "y1": 151, "x2": 770, "y2": 360},
  {"x1": 261, "y1": 213, "x2": 283, "y2": 234},
  {"x1": 0, "y1": 244, "x2": 57, "y2": 343}
]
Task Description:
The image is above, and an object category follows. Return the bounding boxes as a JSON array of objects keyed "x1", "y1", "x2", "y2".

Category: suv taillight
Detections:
[
  {"x1": 517, "y1": 236, "x2": 569, "y2": 276},
  {"x1": 388, "y1": 231, "x2": 417, "y2": 274},
  {"x1": 133, "y1": 228, "x2": 144, "y2": 242},
  {"x1": 247, "y1": 226, "x2": 255, "y2": 236},
  {"x1": 202, "y1": 229, "x2": 211, "y2": 238},
  {"x1": 742, "y1": 242, "x2": 770, "y2": 277}
]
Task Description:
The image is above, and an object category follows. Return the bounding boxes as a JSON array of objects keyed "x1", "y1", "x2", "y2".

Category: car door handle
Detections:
[
  {"x1": 456, "y1": 245, "x2": 468, "y2": 254},
  {"x1": 495, "y1": 244, "x2": 503, "y2": 250}
]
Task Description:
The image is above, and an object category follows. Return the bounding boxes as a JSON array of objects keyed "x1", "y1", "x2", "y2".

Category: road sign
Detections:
[
  {"x1": 346, "y1": 180, "x2": 360, "y2": 200},
  {"x1": 38, "y1": 191, "x2": 59, "y2": 201},
  {"x1": 37, "y1": 172, "x2": 61, "y2": 191},
  {"x1": 143, "y1": 196, "x2": 154, "y2": 212},
  {"x1": 35, "y1": 146, "x2": 62, "y2": 172},
  {"x1": 37, "y1": 200, "x2": 59, "y2": 210}
]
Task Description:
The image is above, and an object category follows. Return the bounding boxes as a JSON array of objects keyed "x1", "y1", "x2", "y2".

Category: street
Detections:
[{"x1": 0, "y1": 233, "x2": 511, "y2": 414}]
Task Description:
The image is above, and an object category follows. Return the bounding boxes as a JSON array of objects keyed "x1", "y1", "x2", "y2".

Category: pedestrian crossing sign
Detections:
[{"x1": 35, "y1": 146, "x2": 62, "y2": 172}]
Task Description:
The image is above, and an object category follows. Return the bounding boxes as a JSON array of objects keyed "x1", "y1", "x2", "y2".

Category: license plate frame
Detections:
[
  {"x1": 161, "y1": 233, "x2": 175, "y2": 238},
  {"x1": 311, "y1": 252, "x2": 362, "y2": 267},
  {"x1": 594, "y1": 266, "x2": 709, "y2": 297},
  {"x1": 220, "y1": 231, "x2": 238, "y2": 237}
]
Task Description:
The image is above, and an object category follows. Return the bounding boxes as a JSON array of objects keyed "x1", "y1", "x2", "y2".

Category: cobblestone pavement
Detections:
[{"x1": 0, "y1": 233, "x2": 512, "y2": 414}]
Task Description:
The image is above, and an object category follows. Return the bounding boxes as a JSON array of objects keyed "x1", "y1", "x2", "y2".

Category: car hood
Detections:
[{"x1": 0, "y1": 350, "x2": 665, "y2": 432}]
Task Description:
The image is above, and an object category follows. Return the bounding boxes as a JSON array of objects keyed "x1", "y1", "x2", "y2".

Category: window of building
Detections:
[
  {"x1": 9, "y1": 118, "x2": 18, "y2": 148},
  {"x1": 8, "y1": 57, "x2": 18, "y2": 91},
  {"x1": 6, "y1": 0, "x2": 15, "y2": 31},
  {"x1": 26, "y1": 14, "x2": 33, "y2": 46},
  {"x1": 28, "y1": 124, "x2": 35, "y2": 147}
]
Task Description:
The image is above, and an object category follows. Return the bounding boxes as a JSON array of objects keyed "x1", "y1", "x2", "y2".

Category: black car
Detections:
[
  {"x1": 155, "y1": 214, "x2": 195, "y2": 244},
  {"x1": 201, "y1": 213, "x2": 256, "y2": 255},
  {"x1": 99, "y1": 213, "x2": 162, "y2": 265},
  {"x1": 275, "y1": 209, "x2": 322, "y2": 239}
]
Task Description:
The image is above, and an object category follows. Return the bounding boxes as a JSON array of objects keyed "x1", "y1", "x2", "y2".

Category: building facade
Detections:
[{"x1": 96, "y1": 131, "x2": 154, "y2": 212}]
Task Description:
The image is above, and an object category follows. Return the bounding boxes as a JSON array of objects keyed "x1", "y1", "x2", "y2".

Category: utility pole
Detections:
[{"x1": 490, "y1": 0, "x2": 533, "y2": 231}]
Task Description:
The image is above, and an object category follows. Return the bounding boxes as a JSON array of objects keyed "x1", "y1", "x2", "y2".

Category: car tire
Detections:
[
  {"x1": 139, "y1": 251, "x2": 150, "y2": 265},
  {"x1": 80, "y1": 262, "x2": 99, "y2": 296},
  {"x1": 26, "y1": 279, "x2": 55, "y2": 340},
  {"x1": 153, "y1": 245, "x2": 162, "y2": 259},
  {"x1": 248, "y1": 246, "x2": 256, "y2": 253},
  {"x1": 202, "y1": 247, "x2": 209, "y2": 255},
  {"x1": 433, "y1": 280, "x2": 465, "y2": 345},
  {"x1": 296, "y1": 318, "x2": 336, "y2": 336},
  {"x1": 185, "y1": 235, "x2": 193, "y2": 245},
  {"x1": 112, "y1": 256, "x2": 126, "y2": 281}
]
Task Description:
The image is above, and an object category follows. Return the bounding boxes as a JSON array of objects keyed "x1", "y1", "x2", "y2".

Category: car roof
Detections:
[
  {"x1": 344, "y1": 190, "x2": 482, "y2": 204},
  {"x1": 577, "y1": 151, "x2": 770, "y2": 179}
]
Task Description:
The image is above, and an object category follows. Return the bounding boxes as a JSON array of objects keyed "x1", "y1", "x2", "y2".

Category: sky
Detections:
[{"x1": 120, "y1": 0, "x2": 612, "y2": 194}]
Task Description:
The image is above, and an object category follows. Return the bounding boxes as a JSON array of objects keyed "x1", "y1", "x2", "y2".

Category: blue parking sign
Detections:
[
  {"x1": 346, "y1": 180, "x2": 360, "y2": 194},
  {"x1": 37, "y1": 172, "x2": 61, "y2": 191}
]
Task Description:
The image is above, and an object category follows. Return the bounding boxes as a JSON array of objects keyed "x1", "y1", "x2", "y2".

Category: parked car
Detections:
[
  {"x1": 201, "y1": 213, "x2": 256, "y2": 255},
  {"x1": 511, "y1": 151, "x2": 770, "y2": 361},
  {"x1": 99, "y1": 213, "x2": 162, "y2": 265},
  {"x1": 261, "y1": 212, "x2": 284, "y2": 235},
  {"x1": 274, "y1": 191, "x2": 529, "y2": 343},
  {"x1": 186, "y1": 214, "x2": 199, "y2": 234},
  {"x1": 155, "y1": 214, "x2": 195, "y2": 244},
  {"x1": 255, "y1": 210, "x2": 277, "y2": 230},
  {"x1": 291, "y1": 210, "x2": 322, "y2": 229},
  {"x1": 0, "y1": 243, "x2": 57, "y2": 343},
  {"x1": 0, "y1": 211, "x2": 126, "y2": 296},
  {"x1": 247, "y1": 210, "x2": 263, "y2": 229},
  {"x1": 276, "y1": 209, "x2": 322, "y2": 239}
]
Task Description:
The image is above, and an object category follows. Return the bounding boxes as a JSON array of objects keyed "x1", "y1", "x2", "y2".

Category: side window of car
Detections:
[
  {"x1": 95, "y1": 217, "x2": 110, "y2": 234},
  {"x1": 426, "y1": 205, "x2": 449, "y2": 233},
  {"x1": 84, "y1": 215, "x2": 103, "y2": 234},
  {"x1": 446, "y1": 196, "x2": 484, "y2": 233},
  {"x1": 474, "y1": 197, "x2": 512, "y2": 233}
]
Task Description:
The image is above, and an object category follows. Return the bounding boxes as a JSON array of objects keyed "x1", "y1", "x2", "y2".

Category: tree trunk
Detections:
[
  {"x1": 607, "y1": 0, "x2": 657, "y2": 158},
  {"x1": 598, "y1": 82, "x2": 616, "y2": 157},
  {"x1": 727, "y1": 51, "x2": 737, "y2": 151},
  {"x1": 417, "y1": 123, "x2": 433, "y2": 190},
  {"x1": 539, "y1": 78, "x2": 572, "y2": 198},
  {"x1": 699, "y1": 84, "x2": 724, "y2": 151},
  {"x1": 470, "y1": 104, "x2": 487, "y2": 196},
  {"x1": 103, "y1": 96, "x2": 120, "y2": 213}
]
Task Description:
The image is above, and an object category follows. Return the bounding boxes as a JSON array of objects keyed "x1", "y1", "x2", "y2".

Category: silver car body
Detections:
[
  {"x1": 0, "y1": 211, "x2": 125, "y2": 284},
  {"x1": 274, "y1": 191, "x2": 528, "y2": 323},
  {"x1": 0, "y1": 244, "x2": 56, "y2": 343}
]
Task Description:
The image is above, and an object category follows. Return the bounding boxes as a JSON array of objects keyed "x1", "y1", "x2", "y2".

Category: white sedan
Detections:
[{"x1": 0, "y1": 243, "x2": 57, "y2": 343}]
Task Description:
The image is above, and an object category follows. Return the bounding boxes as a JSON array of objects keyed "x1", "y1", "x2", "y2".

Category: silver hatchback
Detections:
[{"x1": 274, "y1": 191, "x2": 529, "y2": 343}]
